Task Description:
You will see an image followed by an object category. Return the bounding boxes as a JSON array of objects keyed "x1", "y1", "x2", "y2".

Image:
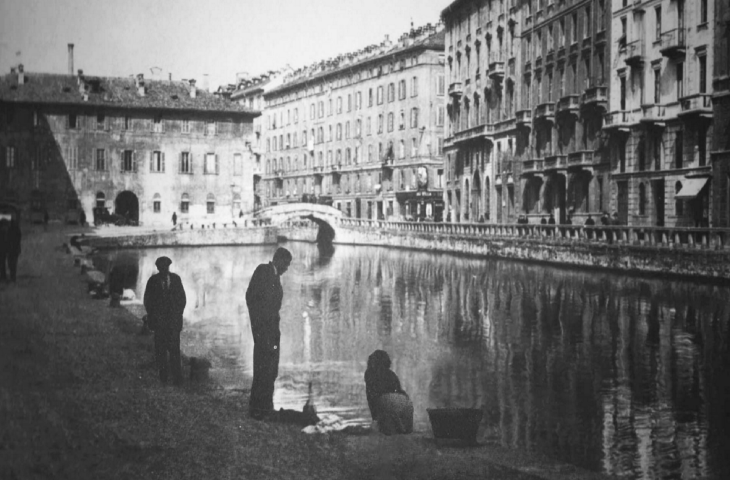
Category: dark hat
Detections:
[{"x1": 155, "y1": 256, "x2": 172, "y2": 267}]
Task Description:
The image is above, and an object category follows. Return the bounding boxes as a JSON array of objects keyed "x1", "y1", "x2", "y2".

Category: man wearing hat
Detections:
[{"x1": 144, "y1": 256, "x2": 187, "y2": 385}]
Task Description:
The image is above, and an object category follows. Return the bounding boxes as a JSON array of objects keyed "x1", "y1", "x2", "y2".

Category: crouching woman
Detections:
[{"x1": 364, "y1": 350, "x2": 413, "y2": 435}]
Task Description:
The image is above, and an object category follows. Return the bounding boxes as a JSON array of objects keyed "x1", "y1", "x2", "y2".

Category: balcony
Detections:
[
  {"x1": 535, "y1": 56, "x2": 543, "y2": 71},
  {"x1": 535, "y1": 102, "x2": 556, "y2": 123},
  {"x1": 557, "y1": 94, "x2": 580, "y2": 116},
  {"x1": 660, "y1": 28, "x2": 686, "y2": 59},
  {"x1": 543, "y1": 153, "x2": 567, "y2": 171},
  {"x1": 489, "y1": 54, "x2": 505, "y2": 80},
  {"x1": 522, "y1": 159, "x2": 543, "y2": 174},
  {"x1": 603, "y1": 110, "x2": 634, "y2": 131},
  {"x1": 624, "y1": 40, "x2": 645, "y2": 68},
  {"x1": 516, "y1": 109, "x2": 532, "y2": 128},
  {"x1": 546, "y1": 49, "x2": 555, "y2": 64},
  {"x1": 449, "y1": 82, "x2": 463, "y2": 98},
  {"x1": 678, "y1": 93, "x2": 713, "y2": 118},
  {"x1": 557, "y1": 45, "x2": 566, "y2": 59},
  {"x1": 567, "y1": 150, "x2": 595, "y2": 169},
  {"x1": 595, "y1": 30, "x2": 606, "y2": 46},
  {"x1": 524, "y1": 60, "x2": 532, "y2": 75},
  {"x1": 569, "y1": 42, "x2": 579, "y2": 57},
  {"x1": 450, "y1": 123, "x2": 496, "y2": 146},
  {"x1": 582, "y1": 86, "x2": 608, "y2": 111},
  {"x1": 639, "y1": 104, "x2": 672, "y2": 125},
  {"x1": 525, "y1": 14, "x2": 533, "y2": 28}
]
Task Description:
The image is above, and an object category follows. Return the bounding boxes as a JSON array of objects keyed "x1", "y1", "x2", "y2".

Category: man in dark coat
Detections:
[
  {"x1": 246, "y1": 247, "x2": 292, "y2": 419},
  {"x1": 144, "y1": 256, "x2": 187, "y2": 385},
  {"x1": 0, "y1": 215, "x2": 21, "y2": 283}
]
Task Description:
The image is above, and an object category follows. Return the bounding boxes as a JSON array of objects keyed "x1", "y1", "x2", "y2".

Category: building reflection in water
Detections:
[{"x1": 100, "y1": 242, "x2": 730, "y2": 479}]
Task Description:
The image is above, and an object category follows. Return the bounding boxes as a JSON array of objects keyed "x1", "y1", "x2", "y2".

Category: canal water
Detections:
[{"x1": 95, "y1": 241, "x2": 730, "y2": 479}]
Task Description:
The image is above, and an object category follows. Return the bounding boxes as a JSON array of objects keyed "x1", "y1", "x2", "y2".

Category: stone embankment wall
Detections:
[
  {"x1": 333, "y1": 226, "x2": 730, "y2": 281},
  {"x1": 86, "y1": 226, "x2": 280, "y2": 249}
]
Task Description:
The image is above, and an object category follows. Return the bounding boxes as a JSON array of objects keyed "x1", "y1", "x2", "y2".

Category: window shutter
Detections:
[
  {"x1": 133, "y1": 151, "x2": 138, "y2": 173},
  {"x1": 215, "y1": 154, "x2": 219, "y2": 175},
  {"x1": 162, "y1": 152, "x2": 166, "y2": 172},
  {"x1": 120, "y1": 150, "x2": 124, "y2": 173},
  {"x1": 149, "y1": 151, "x2": 154, "y2": 172}
]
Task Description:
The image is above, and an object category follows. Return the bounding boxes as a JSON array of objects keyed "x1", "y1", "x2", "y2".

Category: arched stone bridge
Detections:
[{"x1": 254, "y1": 203, "x2": 343, "y2": 243}]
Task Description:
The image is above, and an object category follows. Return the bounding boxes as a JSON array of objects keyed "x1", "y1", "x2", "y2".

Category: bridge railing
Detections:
[{"x1": 337, "y1": 218, "x2": 730, "y2": 250}]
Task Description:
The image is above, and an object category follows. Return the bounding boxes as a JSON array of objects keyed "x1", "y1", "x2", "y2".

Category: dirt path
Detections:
[{"x1": 0, "y1": 223, "x2": 617, "y2": 480}]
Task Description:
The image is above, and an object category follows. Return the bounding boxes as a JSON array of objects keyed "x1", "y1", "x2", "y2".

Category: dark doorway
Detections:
[
  {"x1": 115, "y1": 191, "x2": 139, "y2": 223},
  {"x1": 653, "y1": 179, "x2": 665, "y2": 226},
  {"x1": 617, "y1": 181, "x2": 629, "y2": 224}
]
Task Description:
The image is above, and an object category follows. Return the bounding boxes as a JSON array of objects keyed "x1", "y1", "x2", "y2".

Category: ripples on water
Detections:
[{"x1": 95, "y1": 241, "x2": 730, "y2": 479}]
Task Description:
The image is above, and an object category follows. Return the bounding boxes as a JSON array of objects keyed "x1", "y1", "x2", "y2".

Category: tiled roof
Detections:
[
  {"x1": 0, "y1": 72, "x2": 259, "y2": 116},
  {"x1": 266, "y1": 29, "x2": 445, "y2": 97}
]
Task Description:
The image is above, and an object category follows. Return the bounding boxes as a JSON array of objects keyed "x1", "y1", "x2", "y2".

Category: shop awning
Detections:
[{"x1": 675, "y1": 177, "x2": 709, "y2": 199}]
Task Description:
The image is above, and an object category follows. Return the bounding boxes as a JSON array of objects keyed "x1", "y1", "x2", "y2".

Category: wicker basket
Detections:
[{"x1": 426, "y1": 408, "x2": 483, "y2": 444}]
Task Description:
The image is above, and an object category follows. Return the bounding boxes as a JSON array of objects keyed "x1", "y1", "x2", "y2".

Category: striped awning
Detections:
[{"x1": 675, "y1": 177, "x2": 709, "y2": 199}]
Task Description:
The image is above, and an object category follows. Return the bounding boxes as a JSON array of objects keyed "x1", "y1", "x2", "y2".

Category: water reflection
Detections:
[{"x1": 95, "y1": 242, "x2": 730, "y2": 479}]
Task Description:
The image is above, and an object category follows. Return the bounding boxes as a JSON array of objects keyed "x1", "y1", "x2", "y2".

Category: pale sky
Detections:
[{"x1": 0, "y1": 0, "x2": 449, "y2": 90}]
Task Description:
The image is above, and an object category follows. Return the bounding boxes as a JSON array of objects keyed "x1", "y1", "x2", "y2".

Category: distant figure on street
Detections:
[
  {"x1": 172, "y1": 212, "x2": 177, "y2": 227},
  {"x1": 611, "y1": 212, "x2": 620, "y2": 225},
  {"x1": 143, "y1": 256, "x2": 187, "y2": 386},
  {"x1": 540, "y1": 217, "x2": 547, "y2": 225},
  {"x1": 239, "y1": 210, "x2": 244, "y2": 218},
  {"x1": 79, "y1": 209, "x2": 87, "y2": 227},
  {"x1": 364, "y1": 350, "x2": 413, "y2": 435},
  {"x1": 584, "y1": 215, "x2": 595, "y2": 226},
  {"x1": 246, "y1": 247, "x2": 293, "y2": 419},
  {"x1": 548, "y1": 213, "x2": 556, "y2": 225},
  {"x1": 0, "y1": 214, "x2": 21, "y2": 283}
]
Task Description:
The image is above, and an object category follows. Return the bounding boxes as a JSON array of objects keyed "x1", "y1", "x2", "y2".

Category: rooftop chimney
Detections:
[
  {"x1": 17, "y1": 64, "x2": 25, "y2": 85},
  {"x1": 68, "y1": 44, "x2": 74, "y2": 75},
  {"x1": 136, "y1": 73, "x2": 145, "y2": 96},
  {"x1": 189, "y1": 79, "x2": 197, "y2": 98}
]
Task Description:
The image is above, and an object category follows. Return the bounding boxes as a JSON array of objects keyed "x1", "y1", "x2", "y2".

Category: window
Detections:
[
  {"x1": 294, "y1": 108, "x2": 299, "y2": 123},
  {"x1": 585, "y1": 7, "x2": 591, "y2": 37},
  {"x1": 411, "y1": 138, "x2": 418, "y2": 157},
  {"x1": 122, "y1": 150, "x2": 134, "y2": 172},
  {"x1": 310, "y1": 103, "x2": 315, "y2": 119},
  {"x1": 180, "y1": 193, "x2": 189, "y2": 213},
  {"x1": 410, "y1": 108, "x2": 419, "y2": 128},
  {"x1": 318, "y1": 101, "x2": 324, "y2": 118},
  {"x1": 675, "y1": 181, "x2": 684, "y2": 216},
  {"x1": 638, "y1": 184, "x2": 646, "y2": 215},
  {"x1": 437, "y1": 75, "x2": 445, "y2": 96},
  {"x1": 700, "y1": 0, "x2": 708, "y2": 24},
  {"x1": 96, "y1": 192, "x2": 106, "y2": 208},
  {"x1": 153, "y1": 116, "x2": 163, "y2": 133},
  {"x1": 356, "y1": 91, "x2": 362, "y2": 109},
  {"x1": 366, "y1": 117, "x2": 372, "y2": 135},
  {"x1": 377, "y1": 86, "x2": 384, "y2": 104},
  {"x1": 399, "y1": 140, "x2": 405, "y2": 159},
  {"x1": 654, "y1": 67, "x2": 661, "y2": 104},
  {"x1": 387, "y1": 112, "x2": 394, "y2": 132},
  {"x1": 66, "y1": 145, "x2": 78, "y2": 170},
  {"x1": 620, "y1": 74, "x2": 627, "y2": 110},
  {"x1": 378, "y1": 114, "x2": 384, "y2": 133},
  {"x1": 182, "y1": 119, "x2": 190, "y2": 133},
  {"x1": 180, "y1": 151, "x2": 191, "y2": 174},
  {"x1": 675, "y1": 131, "x2": 683, "y2": 169},
  {"x1": 437, "y1": 106, "x2": 445, "y2": 126},
  {"x1": 369, "y1": 88, "x2": 374, "y2": 107},
  {"x1": 655, "y1": 7, "x2": 662, "y2": 41},
  {"x1": 411, "y1": 76, "x2": 418, "y2": 97},
  {"x1": 153, "y1": 193, "x2": 161, "y2": 213},
  {"x1": 207, "y1": 194, "x2": 215, "y2": 214},
  {"x1": 328, "y1": 99, "x2": 333, "y2": 116},
  {"x1": 205, "y1": 153, "x2": 218, "y2": 174},
  {"x1": 676, "y1": 62, "x2": 684, "y2": 99},
  {"x1": 699, "y1": 54, "x2": 707, "y2": 94},
  {"x1": 68, "y1": 114, "x2": 77, "y2": 129},
  {"x1": 356, "y1": 119, "x2": 361, "y2": 137},
  {"x1": 5, "y1": 146, "x2": 16, "y2": 168},
  {"x1": 620, "y1": 17, "x2": 627, "y2": 48},
  {"x1": 234, "y1": 153, "x2": 242, "y2": 175},
  {"x1": 398, "y1": 79, "x2": 406, "y2": 100},
  {"x1": 151, "y1": 151, "x2": 164, "y2": 172},
  {"x1": 399, "y1": 111, "x2": 405, "y2": 130},
  {"x1": 337, "y1": 97, "x2": 342, "y2": 114},
  {"x1": 347, "y1": 94, "x2": 352, "y2": 112},
  {"x1": 206, "y1": 121, "x2": 216, "y2": 136},
  {"x1": 96, "y1": 149, "x2": 106, "y2": 170},
  {"x1": 336, "y1": 123, "x2": 342, "y2": 141},
  {"x1": 571, "y1": 13, "x2": 578, "y2": 43},
  {"x1": 387, "y1": 83, "x2": 395, "y2": 102},
  {"x1": 653, "y1": 135, "x2": 662, "y2": 169}
]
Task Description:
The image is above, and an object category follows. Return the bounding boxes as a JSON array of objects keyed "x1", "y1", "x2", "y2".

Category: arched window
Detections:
[
  {"x1": 346, "y1": 148, "x2": 351, "y2": 164},
  {"x1": 318, "y1": 152, "x2": 323, "y2": 167},
  {"x1": 153, "y1": 193, "x2": 162, "y2": 213},
  {"x1": 675, "y1": 181, "x2": 684, "y2": 216},
  {"x1": 180, "y1": 193, "x2": 190, "y2": 213},
  {"x1": 95, "y1": 192, "x2": 106, "y2": 208},
  {"x1": 207, "y1": 193, "x2": 215, "y2": 214},
  {"x1": 638, "y1": 183, "x2": 646, "y2": 215}
]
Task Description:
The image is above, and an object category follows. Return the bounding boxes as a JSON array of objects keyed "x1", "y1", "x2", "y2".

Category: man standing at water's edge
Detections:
[{"x1": 246, "y1": 247, "x2": 292, "y2": 419}]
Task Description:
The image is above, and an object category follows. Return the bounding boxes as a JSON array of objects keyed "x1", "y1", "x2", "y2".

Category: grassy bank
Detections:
[{"x1": 0, "y1": 224, "x2": 616, "y2": 480}]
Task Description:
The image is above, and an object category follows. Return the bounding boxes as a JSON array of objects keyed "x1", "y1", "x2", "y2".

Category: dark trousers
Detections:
[
  {"x1": 0, "y1": 252, "x2": 18, "y2": 281},
  {"x1": 249, "y1": 335, "x2": 280, "y2": 414},
  {"x1": 154, "y1": 329, "x2": 182, "y2": 385}
]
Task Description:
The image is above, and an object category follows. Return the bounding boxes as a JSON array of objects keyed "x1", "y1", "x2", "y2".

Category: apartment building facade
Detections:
[
  {"x1": 0, "y1": 66, "x2": 258, "y2": 225},
  {"x1": 606, "y1": 0, "x2": 714, "y2": 227},
  {"x1": 259, "y1": 24, "x2": 447, "y2": 221},
  {"x1": 711, "y1": 0, "x2": 730, "y2": 227},
  {"x1": 442, "y1": 0, "x2": 611, "y2": 225}
]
